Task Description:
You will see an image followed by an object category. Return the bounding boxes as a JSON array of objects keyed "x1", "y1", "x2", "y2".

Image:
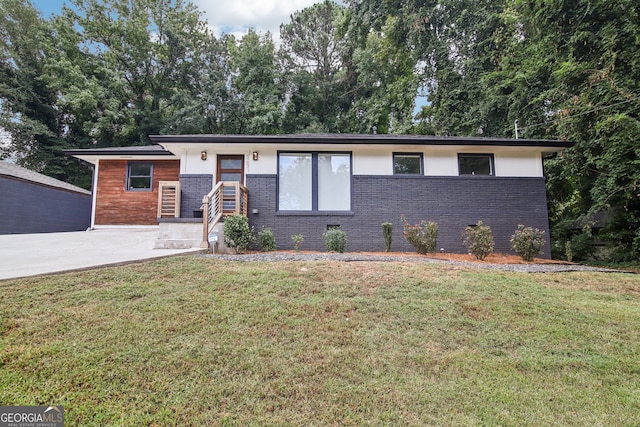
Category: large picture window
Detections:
[
  {"x1": 126, "y1": 162, "x2": 153, "y2": 191},
  {"x1": 278, "y1": 152, "x2": 351, "y2": 211},
  {"x1": 458, "y1": 154, "x2": 494, "y2": 176},
  {"x1": 393, "y1": 153, "x2": 423, "y2": 175}
]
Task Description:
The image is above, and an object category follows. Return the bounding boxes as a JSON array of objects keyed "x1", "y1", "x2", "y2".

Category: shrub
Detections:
[
  {"x1": 291, "y1": 234, "x2": 304, "y2": 251},
  {"x1": 401, "y1": 216, "x2": 438, "y2": 254},
  {"x1": 510, "y1": 224, "x2": 546, "y2": 261},
  {"x1": 223, "y1": 214, "x2": 255, "y2": 254},
  {"x1": 462, "y1": 220, "x2": 495, "y2": 260},
  {"x1": 324, "y1": 228, "x2": 347, "y2": 253},
  {"x1": 382, "y1": 222, "x2": 393, "y2": 252},
  {"x1": 258, "y1": 227, "x2": 277, "y2": 252}
]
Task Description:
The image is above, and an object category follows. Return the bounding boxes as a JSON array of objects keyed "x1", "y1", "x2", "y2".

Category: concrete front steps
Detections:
[{"x1": 155, "y1": 218, "x2": 232, "y2": 253}]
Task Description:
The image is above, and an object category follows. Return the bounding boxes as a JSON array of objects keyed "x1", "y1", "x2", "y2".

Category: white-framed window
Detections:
[
  {"x1": 458, "y1": 154, "x2": 494, "y2": 176},
  {"x1": 126, "y1": 162, "x2": 153, "y2": 191},
  {"x1": 393, "y1": 153, "x2": 423, "y2": 175},
  {"x1": 278, "y1": 152, "x2": 351, "y2": 211}
]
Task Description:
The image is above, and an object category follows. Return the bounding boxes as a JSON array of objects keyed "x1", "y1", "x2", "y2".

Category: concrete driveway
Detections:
[{"x1": 0, "y1": 227, "x2": 203, "y2": 280}]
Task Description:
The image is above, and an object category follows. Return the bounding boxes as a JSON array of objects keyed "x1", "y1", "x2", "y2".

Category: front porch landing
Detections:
[{"x1": 154, "y1": 218, "x2": 233, "y2": 253}]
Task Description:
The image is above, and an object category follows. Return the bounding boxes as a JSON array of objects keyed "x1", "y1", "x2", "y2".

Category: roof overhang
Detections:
[
  {"x1": 64, "y1": 145, "x2": 177, "y2": 165},
  {"x1": 149, "y1": 133, "x2": 574, "y2": 154},
  {"x1": 65, "y1": 135, "x2": 574, "y2": 164}
]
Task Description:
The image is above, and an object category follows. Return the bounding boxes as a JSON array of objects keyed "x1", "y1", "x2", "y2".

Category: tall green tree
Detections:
[
  {"x1": 520, "y1": 0, "x2": 640, "y2": 260},
  {"x1": 344, "y1": 15, "x2": 418, "y2": 133},
  {"x1": 69, "y1": 0, "x2": 213, "y2": 145},
  {"x1": 0, "y1": 0, "x2": 88, "y2": 185},
  {"x1": 348, "y1": 0, "x2": 538, "y2": 137},
  {"x1": 279, "y1": 0, "x2": 352, "y2": 132},
  {"x1": 162, "y1": 33, "x2": 234, "y2": 135},
  {"x1": 227, "y1": 30, "x2": 283, "y2": 134}
]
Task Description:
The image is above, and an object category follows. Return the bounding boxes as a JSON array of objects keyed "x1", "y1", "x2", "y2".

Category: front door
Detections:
[
  {"x1": 217, "y1": 155, "x2": 244, "y2": 214},
  {"x1": 217, "y1": 155, "x2": 244, "y2": 183}
]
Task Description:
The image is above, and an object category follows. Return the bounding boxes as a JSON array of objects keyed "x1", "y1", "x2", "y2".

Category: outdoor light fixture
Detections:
[
  {"x1": 200, "y1": 151, "x2": 207, "y2": 161},
  {"x1": 252, "y1": 151, "x2": 259, "y2": 161}
]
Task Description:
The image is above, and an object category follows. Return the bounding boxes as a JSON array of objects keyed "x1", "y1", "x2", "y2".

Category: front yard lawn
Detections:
[{"x1": 1, "y1": 257, "x2": 639, "y2": 425}]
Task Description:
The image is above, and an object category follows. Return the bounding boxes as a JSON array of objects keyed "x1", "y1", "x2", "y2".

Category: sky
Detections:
[{"x1": 31, "y1": 0, "x2": 322, "y2": 39}]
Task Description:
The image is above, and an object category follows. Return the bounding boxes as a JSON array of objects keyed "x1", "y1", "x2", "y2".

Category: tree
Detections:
[
  {"x1": 162, "y1": 33, "x2": 234, "y2": 135},
  {"x1": 346, "y1": 0, "x2": 552, "y2": 137},
  {"x1": 0, "y1": 0, "x2": 90, "y2": 186},
  {"x1": 69, "y1": 0, "x2": 214, "y2": 145},
  {"x1": 279, "y1": 0, "x2": 352, "y2": 132},
  {"x1": 227, "y1": 30, "x2": 283, "y2": 134},
  {"x1": 344, "y1": 16, "x2": 418, "y2": 134},
  {"x1": 520, "y1": 0, "x2": 640, "y2": 260}
]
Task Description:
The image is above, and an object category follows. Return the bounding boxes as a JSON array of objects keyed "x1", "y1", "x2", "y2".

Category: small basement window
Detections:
[
  {"x1": 127, "y1": 162, "x2": 153, "y2": 191},
  {"x1": 393, "y1": 153, "x2": 423, "y2": 175},
  {"x1": 458, "y1": 154, "x2": 494, "y2": 176}
]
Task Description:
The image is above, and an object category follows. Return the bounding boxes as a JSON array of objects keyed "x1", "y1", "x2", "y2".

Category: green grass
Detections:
[{"x1": 1, "y1": 257, "x2": 639, "y2": 426}]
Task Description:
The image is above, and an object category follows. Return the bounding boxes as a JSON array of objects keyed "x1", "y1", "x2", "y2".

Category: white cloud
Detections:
[{"x1": 193, "y1": 0, "x2": 320, "y2": 39}]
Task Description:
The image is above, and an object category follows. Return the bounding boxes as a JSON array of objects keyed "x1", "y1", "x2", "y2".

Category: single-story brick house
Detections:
[
  {"x1": 0, "y1": 161, "x2": 92, "y2": 234},
  {"x1": 66, "y1": 134, "x2": 572, "y2": 256}
]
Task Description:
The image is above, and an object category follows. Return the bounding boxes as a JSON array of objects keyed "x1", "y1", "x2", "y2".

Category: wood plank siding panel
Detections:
[{"x1": 95, "y1": 160, "x2": 180, "y2": 225}]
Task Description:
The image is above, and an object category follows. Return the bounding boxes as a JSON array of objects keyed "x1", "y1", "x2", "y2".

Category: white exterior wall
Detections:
[
  {"x1": 169, "y1": 144, "x2": 545, "y2": 179},
  {"x1": 424, "y1": 152, "x2": 459, "y2": 176},
  {"x1": 182, "y1": 151, "x2": 214, "y2": 175},
  {"x1": 247, "y1": 149, "x2": 277, "y2": 175},
  {"x1": 494, "y1": 152, "x2": 543, "y2": 177},
  {"x1": 352, "y1": 150, "x2": 393, "y2": 175}
]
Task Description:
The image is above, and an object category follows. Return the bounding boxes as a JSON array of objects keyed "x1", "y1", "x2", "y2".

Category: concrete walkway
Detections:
[{"x1": 0, "y1": 227, "x2": 203, "y2": 280}]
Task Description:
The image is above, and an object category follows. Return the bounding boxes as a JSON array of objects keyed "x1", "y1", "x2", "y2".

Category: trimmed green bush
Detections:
[
  {"x1": 510, "y1": 224, "x2": 546, "y2": 261},
  {"x1": 223, "y1": 214, "x2": 255, "y2": 254},
  {"x1": 324, "y1": 229, "x2": 347, "y2": 253},
  {"x1": 401, "y1": 216, "x2": 438, "y2": 254},
  {"x1": 462, "y1": 220, "x2": 495, "y2": 260},
  {"x1": 382, "y1": 222, "x2": 393, "y2": 252},
  {"x1": 291, "y1": 234, "x2": 304, "y2": 251},
  {"x1": 258, "y1": 227, "x2": 277, "y2": 252}
]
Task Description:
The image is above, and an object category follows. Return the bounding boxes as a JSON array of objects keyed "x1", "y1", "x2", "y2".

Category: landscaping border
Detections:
[{"x1": 202, "y1": 252, "x2": 628, "y2": 273}]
